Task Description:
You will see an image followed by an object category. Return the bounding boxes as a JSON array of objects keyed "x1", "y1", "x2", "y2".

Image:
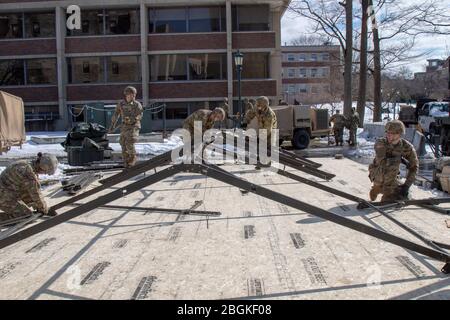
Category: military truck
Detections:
[{"x1": 272, "y1": 105, "x2": 330, "y2": 149}]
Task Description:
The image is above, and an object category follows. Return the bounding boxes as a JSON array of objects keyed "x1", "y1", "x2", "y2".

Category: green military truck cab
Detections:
[{"x1": 272, "y1": 105, "x2": 330, "y2": 150}]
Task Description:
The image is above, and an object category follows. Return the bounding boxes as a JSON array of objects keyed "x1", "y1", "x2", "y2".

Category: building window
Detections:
[
  {"x1": 288, "y1": 68, "x2": 295, "y2": 78},
  {"x1": 236, "y1": 52, "x2": 269, "y2": 79},
  {"x1": 321, "y1": 67, "x2": 330, "y2": 78},
  {"x1": 150, "y1": 53, "x2": 227, "y2": 81},
  {"x1": 67, "y1": 10, "x2": 103, "y2": 36},
  {"x1": 0, "y1": 60, "x2": 24, "y2": 85},
  {"x1": 188, "y1": 54, "x2": 226, "y2": 80},
  {"x1": 0, "y1": 13, "x2": 23, "y2": 39},
  {"x1": 299, "y1": 53, "x2": 306, "y2": 61},
  {"x1": 105, "y1": 9, "x2": 140, "y2": 35},
  {"x1": 67, "y1": 9, "x2": 139, "y2": 36},
  {"x1": 150, "y1": 54, "x2": 188, "y2": 81},
  {"x1": 311, "y1": 86, "x2": 319, "y2": 94},
  {"x1": 24, "y1": 12, "x2": 55, "y2": 38},
  {"x1": 152, "y1": 102, "x2": 188, "y2": 120},
  {"x1": 299, "y1": 68, "x2": 307, "y2": 78},
  {"x1": 68, "y1": 57, "x2": 104, "y2": 83},
  {"x1": 287, "y1": 54, "x2": 295, "y2": 62},
  {"x1": 150, "y1": 8, "x2": 187, "y2": 33},
  {"x1": 310, "y1": 53, "x2": 318, "y2": 61},
  {"x1": 322, "y1": 53, "x2": 330, "y2": 61},
  {"x1": 165, "y1": 102, "x2": 189, "y2": 119},
  {"x1": 288, "y1": 84, "x2": 296, "y2": 93},
  {"x1": 26, "y1": 58, "x2": 57, "y2": 84},
  {"x1": 233, "y1": 5, "x2": 269, "y2": 31},
  {"x1": 106, "y1": 56, "x2": 141, "y2": 82},
  {"x1": 150, "y1": 6, "x2": 225, "y2": 33},
  {"x1": 299, "y1": 84, "x2": 308, "y2": 93},
  {"x1": 311, "y1": 68, "x2": 318, "y2": 78},
  {"x1": 188, "y1": 7, "x2": 225, "y2": 32}
]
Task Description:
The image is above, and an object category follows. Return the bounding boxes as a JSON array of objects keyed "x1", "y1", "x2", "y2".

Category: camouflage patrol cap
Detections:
[
  {"x1": 36, "y1": 152, "x2": 58, "y2": 175},
  {"x1": 212, "y1": 107, "x2": 226, "y2": 120},
  {"x1": 385, "y1": 120, "x2": 405, "y2": 135},
  {"x1": 123, "y1": 86, "x2": 137, "y2": 95},
  {"x1": 256, "y1": 96, "x2": 270, "y2": 106}
]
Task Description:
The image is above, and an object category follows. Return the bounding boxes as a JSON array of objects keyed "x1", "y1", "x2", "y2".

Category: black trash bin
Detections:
[{"x1": 67, "y1": 146, "x2": 105, "y2": 166}]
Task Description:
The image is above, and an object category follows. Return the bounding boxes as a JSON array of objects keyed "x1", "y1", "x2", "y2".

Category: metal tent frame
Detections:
[{"x1": 0, "y1": 141, "x2": 449, "y2": 274}]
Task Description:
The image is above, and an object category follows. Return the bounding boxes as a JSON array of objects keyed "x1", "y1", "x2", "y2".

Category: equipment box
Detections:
[{"x1": 67, "y1": 147, "x2": 104, "y2": 166}]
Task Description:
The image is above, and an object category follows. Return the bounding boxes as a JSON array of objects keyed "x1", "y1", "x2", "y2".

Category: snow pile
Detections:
[
  {"x1": 111, "y1": 134, "x2": 184, "y2": 157},
  {"x1": 3, "y1": 132, "x2": 184, "y2": 160}
]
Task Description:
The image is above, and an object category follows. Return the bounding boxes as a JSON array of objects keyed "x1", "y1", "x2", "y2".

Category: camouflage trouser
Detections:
[
  {"x1": 0, "y1": 191, "x2": 34, "y2": 222},
  {"x1": 120, "y1": 126, "x2": 139, "y2": 168},
  {"x1": 349, "y1": 127, "x2": 357, "y2": 146},
  {"x1": 333, "y1": 127, "x2": 344, "y2": 145},
  {"x1": 370, "y1": 182, "x2": 402, "y2": 202}
]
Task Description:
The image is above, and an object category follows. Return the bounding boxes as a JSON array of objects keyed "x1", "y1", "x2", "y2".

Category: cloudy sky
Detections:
[{"x1": 280, "y1": 1, "x2": 450, "y2": 73}]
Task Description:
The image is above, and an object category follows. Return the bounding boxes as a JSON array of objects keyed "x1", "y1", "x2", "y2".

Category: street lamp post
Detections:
[{"x1": 234, "y1": 50, "x2": 244, "y2": 128}]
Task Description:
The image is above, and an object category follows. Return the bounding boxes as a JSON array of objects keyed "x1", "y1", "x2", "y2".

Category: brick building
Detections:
[
  {"x1": 281, "y1": 45, "x2": 342, "y2": 105},
  {"x1": 414, "y1": 58, "x2": 450, "y2": 100},
  {"x1": 0, "y1": 0, "x2": 289, "y2": 131}
]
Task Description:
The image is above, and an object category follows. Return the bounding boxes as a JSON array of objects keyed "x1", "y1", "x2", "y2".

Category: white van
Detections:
[{"x1": 418, "y1": 102, "x2": 450, "y2": 135}]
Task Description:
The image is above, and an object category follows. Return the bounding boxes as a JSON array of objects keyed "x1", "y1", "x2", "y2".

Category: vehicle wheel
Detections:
[{"x1": 292, "y1": 129, "x2": 310, "y2": 150}]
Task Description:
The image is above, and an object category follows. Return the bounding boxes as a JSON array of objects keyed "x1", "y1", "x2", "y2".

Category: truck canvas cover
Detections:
[{"x1": 0, "y1": 91, "x2": 26, "y2": 154}]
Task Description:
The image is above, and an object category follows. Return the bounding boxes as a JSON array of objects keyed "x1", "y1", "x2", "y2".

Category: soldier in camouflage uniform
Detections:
[
  {"x1": 329, "y1": 110, "x2": 346, "y2": 146},
  {"x1": 368, "y1": 120, "x2": 418, "y2": 202},
  {"x1": 182, "y1": 107, "x2": 226, "y2": 140},
  {"x1": 243, "y1": 96, "x2": 278, "y2": 143},
  {"x1": 109, "y1": 86, "x2": 144, "y2": 168},
  {"x1": 348, "y1": 107, "x2": 360, "y2": 146},
  {"x1": 0, "y1": 153, "x2": 58, "y2": 222},
  {"x1": 243, "y1": 96, "x2": 278, "y2": 169}
]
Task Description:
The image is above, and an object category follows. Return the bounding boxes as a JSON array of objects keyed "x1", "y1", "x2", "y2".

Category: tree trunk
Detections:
[
  {"x1": 369, "y1": 0, "x2": 382, "y2": 122},
  {"x1": 357, "y1": 0, "x2": 369, "y2": 127},
  {"x1": 344, "y1": 0, "x2": 353, "y2": 117}
]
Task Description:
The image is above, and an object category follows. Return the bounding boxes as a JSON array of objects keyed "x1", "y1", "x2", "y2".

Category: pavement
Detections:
[{"x1": 0, "y1": 157, "x2": 449, "y2": 300}]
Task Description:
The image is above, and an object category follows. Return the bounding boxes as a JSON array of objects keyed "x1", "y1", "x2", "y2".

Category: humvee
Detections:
[{"x1": 271, "y1": 105, "x2": 331, "y2": 149}]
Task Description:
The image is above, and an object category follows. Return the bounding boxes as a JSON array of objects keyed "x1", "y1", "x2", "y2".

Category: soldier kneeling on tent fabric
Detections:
[
  {"x1": 0, "y1": 153, "x2": 58, "y2": 222},
  {"x1": 368, "y1": 120, "x2": 418, "y2": 202}
]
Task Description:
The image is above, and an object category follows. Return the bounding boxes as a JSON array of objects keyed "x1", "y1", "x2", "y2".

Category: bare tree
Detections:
[
  {"x1": 357, "y1": 0, "x2": 369, "y2": 126},
  {"x1": 343, "y1": 0, "x2": 353, "y2": 117},
  {"x1": 288, "y1": 0, "x2": 354, "y2": 116},
  {"x1": 290, "y1": 34, "x2": 333, "y2": 46}
]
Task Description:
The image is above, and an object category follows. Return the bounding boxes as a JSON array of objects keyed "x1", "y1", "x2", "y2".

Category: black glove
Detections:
[
  {"x1": 45, "y1": 208, "x2": 57, "y2": 217},
  {"x1": 399, "y1": 184, "x2": 410, "y2": 198}
]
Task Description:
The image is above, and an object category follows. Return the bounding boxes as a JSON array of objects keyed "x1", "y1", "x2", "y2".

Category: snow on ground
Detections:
[
  {"x1": 0, "y1": 133, "x2": 184, "y2": 180},
  {"x1": 4, "y1": 132, "x2": 183, "y2": 159}
]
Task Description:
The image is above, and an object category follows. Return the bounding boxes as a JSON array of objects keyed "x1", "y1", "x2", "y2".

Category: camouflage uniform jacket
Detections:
[
  {"x1": 329, "y1": 114, "x2": 346, "y2": 129},
  {"x1": 110, "y1": 100, "x2": 144, "y2": 130},
  {"x1": 183, "y1": 109, "x2": 215, "y2": 136},
  {"x1": 0, "y1": 160, "x2": 46, "y2": 212},
  {"x1": 349, "y1": 112, "x2": 360, "y2": 129},
  {"x1": 244, "y1": 107, "x2": 278, "y2": 137},
  {"x1": 369, "y1": 138, "x2": 418, "y2": 187}
]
